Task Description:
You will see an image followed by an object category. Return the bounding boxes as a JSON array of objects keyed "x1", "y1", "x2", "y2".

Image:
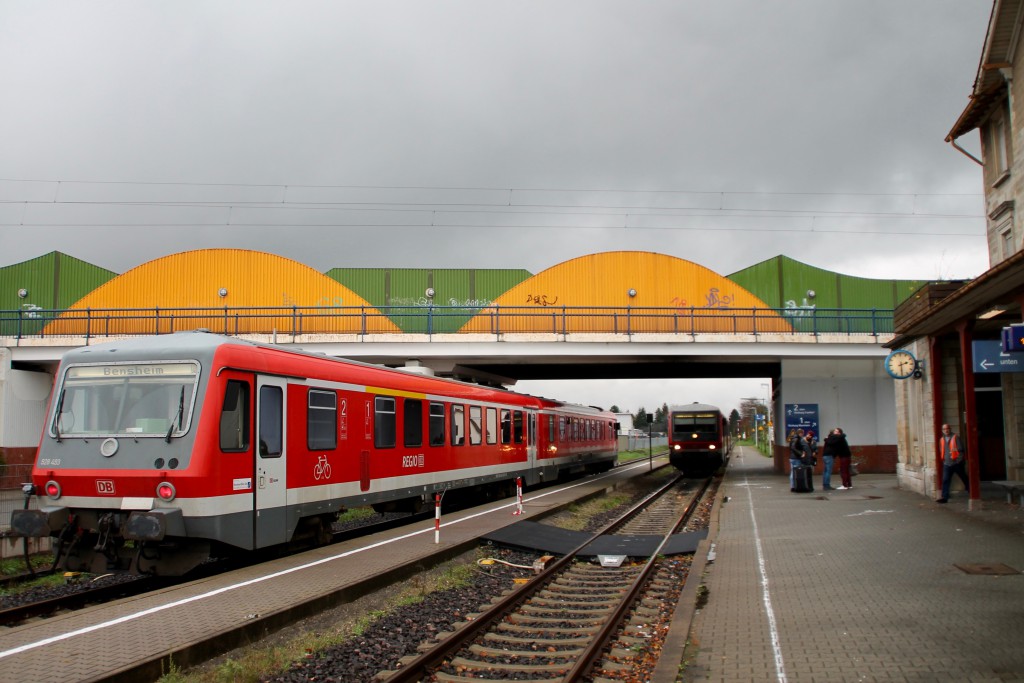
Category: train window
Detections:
[
  {"x1": 258, "y1": 386, "x2": 283, "y2": 457},
  {"x1": 374, "y1": 396, "x2": 396, "y2": 448},
  {"x1": 558, "y1": 416, "x2": 566, "y2": 441},
  {"x1": 528, "y1": 413, "x2": 536, "y2": 445},
  {"x1": 308, "y1": 389, "x2": 337, "y2": 450},
  {"x1": 513, "y1": 411, "x2": 524, "y2": 444},
  {"x1": 57, "y1": 361, "x2": 199, "y2": 438},
  {"x1": 485, "y1": 407, "x2": 497, "y2": 445},
  {"x1": 404, "y1": 399, "x2": 423, "y2": 448},
  {"x1": 500, "y1": 409, "x2": 512, "y2": 444},
  {"x1": 429, "y1": 402, "x2": 445, "y2": 446},
  {"x1": 219, "y1": 380, "x2": 250, "y2": 452},
  {"x1": 451, "y1": 404, "x2": 466, "y2": 446},
  {"x1": 469, "y1": 406, "x2": 483, "y2": 445},
  {"x1": 548, "y1": 415, "x2": 555, "y2": 443}
]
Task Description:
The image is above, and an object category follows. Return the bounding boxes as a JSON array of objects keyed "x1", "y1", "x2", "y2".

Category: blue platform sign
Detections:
[
  {"x1": 973, "y1": 340, "x2": 1024, "y2": 373},
  {"x1": 1002, "y1": 324, "x2": 1024, "y2": 353},
  {"x1": 784, "y1": 404, "x2": 819, "y2": 437}
]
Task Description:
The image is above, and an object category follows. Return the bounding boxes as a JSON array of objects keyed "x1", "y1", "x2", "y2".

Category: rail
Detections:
[{"x1": 0, "y1": 305, "x2": 894, "y2": 342}]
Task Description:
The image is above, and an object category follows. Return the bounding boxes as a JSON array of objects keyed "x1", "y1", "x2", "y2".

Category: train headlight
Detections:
[
  {"x1": 709, "y1": 444, "x2": 716, "y2": 450},
  {"x1": 44, "y1": 480, "x2": 61, "y2": 500},
  {"x1": 156, "y1": 482, "x2": 176, "y2": 502},
  {"x1": 672, "y1": 444, "x2": 681, "y2": 450},
  {"x1": 691, "y1": 433, "x2": 698, "y2": 439}
]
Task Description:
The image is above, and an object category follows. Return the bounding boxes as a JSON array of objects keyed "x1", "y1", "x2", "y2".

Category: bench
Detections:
[{"x1": 990, "y1": 480, "x2": 1024, "y2": 505}]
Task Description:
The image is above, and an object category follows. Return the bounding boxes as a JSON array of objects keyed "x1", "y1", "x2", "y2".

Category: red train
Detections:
[
  {"x1": 11, "y1": 332, "x2": 618, "y2": 575},
  {"x1": 667, "y1": 402, "x2": 731, "y2": 475}
]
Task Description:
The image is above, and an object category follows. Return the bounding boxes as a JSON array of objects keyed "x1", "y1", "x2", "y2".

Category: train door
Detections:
[
  {"x1": 527, "y1": 410, "x2": 538, "y2": 466},
  {"x1": 255, "y1": 376, "x2": 288, "y2": 547}
]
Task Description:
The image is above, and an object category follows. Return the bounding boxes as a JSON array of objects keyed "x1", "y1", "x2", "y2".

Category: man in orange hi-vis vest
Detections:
[{"x1": 937, "y1": 423, "x2": 969, "y2": 504}]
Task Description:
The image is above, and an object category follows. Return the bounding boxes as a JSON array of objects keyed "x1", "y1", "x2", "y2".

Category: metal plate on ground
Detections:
[
  {"x1": 483, "y1": 520, "x2": 708, "y2": 557},
  {"x1": 954, "y1": 563, "x2": 1021, "y2": 575}
]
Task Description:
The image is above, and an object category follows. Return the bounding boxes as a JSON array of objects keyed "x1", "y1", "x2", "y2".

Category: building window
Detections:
[{"x1": 990, "y1": 109, "x2": 1010, "y2": 178}]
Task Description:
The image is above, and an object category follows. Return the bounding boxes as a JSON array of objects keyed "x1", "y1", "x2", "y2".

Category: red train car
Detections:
[
  {"x1": 667, "y1": 402, "x2": 731, "y2": 476},
  {"x1": 11, "y1": 332, "x2": 618, "y2": 575}
]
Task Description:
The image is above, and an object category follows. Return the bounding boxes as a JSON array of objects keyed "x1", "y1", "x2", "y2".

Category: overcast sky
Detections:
[{"x1": 0, "y1": 1, "x2": 997, "y2": 418}]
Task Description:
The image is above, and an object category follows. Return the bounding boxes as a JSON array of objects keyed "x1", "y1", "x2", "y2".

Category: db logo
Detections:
[{"x1": 96, "y1": 480, "x2": 116, "y2": 495}]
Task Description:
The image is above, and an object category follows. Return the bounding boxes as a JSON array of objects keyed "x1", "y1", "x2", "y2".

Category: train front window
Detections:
[
  {"x1": 54, "y1": 362, "x2": 200, "y2": 438},
  {"x1": 672, "y1": 412, "x2": 718, "y2": 438}
]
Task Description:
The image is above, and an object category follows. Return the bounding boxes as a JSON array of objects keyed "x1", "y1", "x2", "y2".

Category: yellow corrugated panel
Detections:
[
  {"x1": 458, "y1": 251, "x2": 792, "y2": 334},
  {"x1": 44, "y1": 249, "x2": 400, "y2": 335}
]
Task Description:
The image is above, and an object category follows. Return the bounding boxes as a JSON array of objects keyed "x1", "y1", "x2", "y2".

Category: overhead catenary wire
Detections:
[{"x1": 0, "y1": 176, "x2": 986, "y2": 237}]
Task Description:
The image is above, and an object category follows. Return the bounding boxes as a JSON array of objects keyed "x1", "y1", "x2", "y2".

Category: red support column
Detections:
[
  {"x1": 929, "y1": 336, "x2": 944, "y2": 494},
  {"x1": 957, "y1": 322, "x2": 981, "y2": 501}
]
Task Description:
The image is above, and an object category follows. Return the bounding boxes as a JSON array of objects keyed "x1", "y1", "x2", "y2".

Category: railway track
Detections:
[{"x1": 378, "y1": 474, "x2": 712, "y2": 682}]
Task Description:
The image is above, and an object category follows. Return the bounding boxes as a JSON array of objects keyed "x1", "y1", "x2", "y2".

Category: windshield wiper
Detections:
[
  {"x1": 165, "y1": 386, "x2": 185, "y2": 443},
  {"x1": 53, "y1": 389, "x2": 66, "y2": 443}
]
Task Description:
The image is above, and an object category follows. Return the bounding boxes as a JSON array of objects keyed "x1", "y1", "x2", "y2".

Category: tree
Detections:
[
  {"x1": 729, "y1": 408, "x2": 740, "y2": 435},
  {"x1": 738, "y1": 398, "x2": 766, "y2": 439},
  {"x1": 610, "y1": 404, "x2": 621, "y2": 413},
  {"x1": 633, "y1": 407, "x2": 648, "y2": 429}
]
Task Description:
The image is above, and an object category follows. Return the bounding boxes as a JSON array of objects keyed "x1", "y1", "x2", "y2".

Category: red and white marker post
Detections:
[
  {"x1": 513, "y1": 477, "x2": 523, "y2": 515},
  {"x1": 434, "y1": 492, "x2": 441, "y2": 544}
]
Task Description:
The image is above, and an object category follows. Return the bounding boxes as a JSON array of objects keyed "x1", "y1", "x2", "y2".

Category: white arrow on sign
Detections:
[{"x1": 980, "y1": 359, "x2": 994, "y2": 370}]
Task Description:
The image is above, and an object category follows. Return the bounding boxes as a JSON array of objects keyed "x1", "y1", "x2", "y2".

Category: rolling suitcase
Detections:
[{"x1": 793, "y1": 464, "x2": 814, "y2": 493}]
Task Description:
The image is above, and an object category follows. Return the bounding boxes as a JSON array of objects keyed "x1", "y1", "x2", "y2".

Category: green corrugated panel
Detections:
[
  {"x1": 0, "y1": 252, "x2": 116, "y2": 335},
  {"x1": 728, "y1": 255, "x2": 924, "y2": 308},
  {"x1": 725, "y1": 258, "x2": 783, "y2": 307},
  {"x1": 728, "y1": 255, "x2": 923, "y2": 334},
  {"x1": 324, "y1": 267, "x2": 388, "y2": 306},
  {"x1": 324, "y1": 268, "x2": 531, "y2": 332}
]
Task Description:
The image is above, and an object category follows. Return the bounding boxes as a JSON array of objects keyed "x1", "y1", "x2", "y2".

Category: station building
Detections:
[{"x1": 889, "y1": 0, "x2": 1024, "y2": 501}]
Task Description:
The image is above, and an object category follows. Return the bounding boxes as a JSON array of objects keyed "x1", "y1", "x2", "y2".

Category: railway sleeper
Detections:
[
  {"x1": 497, "y1": 621, "x2": 602, "y2": 635},
  {"x1": 482, "y1": 632, "x2": 595, "y2": 647},
  {"x1": 544, "y1": 583, "x2": 627, "y2": 596},
  {"x1": 467, "y1": 643, "x2": 584, "y2": 658},
  {"x1": 446, "y1": 655, "x2": 576, "y2": 673},
  {"x1": 504, "y1": 613, "x2": 607, "y2": 625},
  {"x1": 540, "y1": 590, "x2": 627, "y2": 602}
]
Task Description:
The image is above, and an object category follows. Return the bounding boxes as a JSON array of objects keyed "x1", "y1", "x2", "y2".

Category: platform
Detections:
[{"x1": 660, "y1": 446, "x2": 1024, "y2": 683}]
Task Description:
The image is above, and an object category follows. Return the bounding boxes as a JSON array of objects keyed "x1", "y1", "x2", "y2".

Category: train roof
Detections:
[
  {"x1": 58, "y1": 332, "x2": 615, "y2": 417},
  {"x1": 668, "y1": 402, "x2": 723, "y2": 414}
]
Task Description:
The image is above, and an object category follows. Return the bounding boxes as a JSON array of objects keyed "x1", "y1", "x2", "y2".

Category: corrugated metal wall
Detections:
[
  {"x1": 458, "y1": 251, "x2": 793, "y2": 333},
  {"x1": 0, "y1": 252, "x2": 116, "y2": 336},
  {"x1": 42, "y1": 249, "x2": 399, "y2": 335},
  {"x1": 727, "y1": 255, "x2": 927, "y2": 310},
  {"x1": 0, "y1": 250, "x2": 913, "y2": 338},
  {"x1": 326, "y1": 268, "x2": 532, "y2": 332}
]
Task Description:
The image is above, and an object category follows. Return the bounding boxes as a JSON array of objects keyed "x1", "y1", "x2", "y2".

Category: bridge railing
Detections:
[{"x1": 0, "y1": 305, "x2": 893, "y2": 341}]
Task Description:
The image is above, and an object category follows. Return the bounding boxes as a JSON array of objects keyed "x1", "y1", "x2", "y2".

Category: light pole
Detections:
[
  {"x1": 740, "y1": 397, "x2": 759, "y2": 448},
  {"x1": 761, "y1": 382, "x2": 771, "y2": 453}
]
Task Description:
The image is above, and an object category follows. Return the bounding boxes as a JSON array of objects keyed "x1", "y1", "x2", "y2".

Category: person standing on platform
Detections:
[
  {"x1": 788, "y1": 428, "x2": 809, "y2": 491},
  {"x1": 805, "y1": 430, "x2": 818, "y2": 456},
  {"x1": 937, "y1": 423, "x2": 969, "y2": 503},
  {"x1": 823, "y1": 427, "x2": 851, "y2": 490}
]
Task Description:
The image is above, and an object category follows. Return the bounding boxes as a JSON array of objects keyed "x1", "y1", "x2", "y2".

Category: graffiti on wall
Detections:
[
  {"x1": 783, "y1": 298, "x2": 816, "y2": 317},
  {"x1": 525, "y1": 294, "x2": 559, "y2": 307}
]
